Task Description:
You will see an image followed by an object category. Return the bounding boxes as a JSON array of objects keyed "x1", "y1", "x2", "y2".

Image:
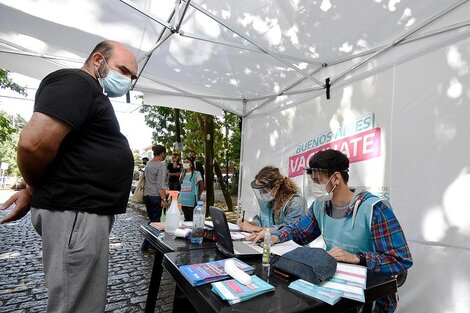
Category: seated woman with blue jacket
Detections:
[{"x1": 237, "y1": 166, "x2": 307, "y2": 233}]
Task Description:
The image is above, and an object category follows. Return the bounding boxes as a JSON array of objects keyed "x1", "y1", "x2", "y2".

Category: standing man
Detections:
[
  {"x1": 189, "y1": 150, "x2": 205, "y2": 182},
  {"x1": 0, "y1": 40, "x2": 138, "y2": 313},
  {"x1": 249, "y1": 149, "x2": 413, "y2": 312},
  {"x1": 141, "y1": 144, "x2": 169, "y2": 253}
]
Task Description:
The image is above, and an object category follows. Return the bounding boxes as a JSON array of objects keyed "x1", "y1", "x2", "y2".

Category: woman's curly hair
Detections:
[{"x1": 255, "y1": 166, "x2": 299, "y2": 221}]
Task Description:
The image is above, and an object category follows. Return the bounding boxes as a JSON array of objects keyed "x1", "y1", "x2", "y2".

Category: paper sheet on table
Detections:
[
  {"x1": 247, "y1": 240, "x2": 301, "y2": 255},
  {"x1": 230, "y1": 231, "x2": 251, "y2": 240},
  {"x1": 205, "y1": 220, "x2": 240, "y2": 231},
  {"x1": 271, "y1": 240, "x2": 302, "y2": 255}
]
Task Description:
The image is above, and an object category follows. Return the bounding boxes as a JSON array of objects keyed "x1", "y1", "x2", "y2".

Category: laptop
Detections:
[{"x1": 209, "y1": 206, "x2": 262, "y2": 258}]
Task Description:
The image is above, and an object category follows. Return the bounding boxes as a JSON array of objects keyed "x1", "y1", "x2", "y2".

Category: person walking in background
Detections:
[
  {"x1": 141, "y1": 156, "x2": 149, "y2": 167},
  {"x1": 189, "y1": 150, "x2": 205, "y2": 182},
  {"x1": 179, "y1": 157, "x2": 204, "y2": 221},
  {"x1": 141, "y1": 144, "x2": 169, "y2": 253},
  {"x1": 237, "y1": 166, "x2": 307, "y2": 234},
  {"x1": 167, "y1": 153, "x2": 182, "y2": 191},
  {"x1": 0, "y1": 40, "x2": 137, "y2": 313},
  {"x1": 249, "y1": 149, "x2": 413, "y2": 313}
]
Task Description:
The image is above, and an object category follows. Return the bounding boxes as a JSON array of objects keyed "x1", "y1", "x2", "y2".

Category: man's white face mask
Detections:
[{"x1": 311, "y1": 173, "x2": 338, "y2": 201}]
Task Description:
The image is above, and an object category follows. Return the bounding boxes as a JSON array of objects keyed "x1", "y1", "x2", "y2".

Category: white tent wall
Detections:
[{"x1": 240, "y1": 35, "x2": 470, "y2": 312}]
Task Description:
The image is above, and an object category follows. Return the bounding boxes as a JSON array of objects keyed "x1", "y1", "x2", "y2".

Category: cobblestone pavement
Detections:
[{"x1": 0, "y1": 193, "x2": 175, "y2": 313}]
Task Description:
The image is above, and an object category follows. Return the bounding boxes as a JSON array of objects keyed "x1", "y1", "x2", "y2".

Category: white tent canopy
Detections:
[
  {"x1": 2, "y1": 1, "x2": 470, "y2": 312},
  {"x1": 1, "y1": 0, "x2": 468, "y2": 116}
]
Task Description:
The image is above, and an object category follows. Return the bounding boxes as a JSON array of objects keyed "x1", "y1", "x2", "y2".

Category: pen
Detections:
[{"x1": 241, "y1": 210, "x2": 245, "y2": 223}]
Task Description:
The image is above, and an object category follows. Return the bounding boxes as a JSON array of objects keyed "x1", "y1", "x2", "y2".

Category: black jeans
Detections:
[{"x1": 141, "y1": 195, "x2": 162, "y2": 250}]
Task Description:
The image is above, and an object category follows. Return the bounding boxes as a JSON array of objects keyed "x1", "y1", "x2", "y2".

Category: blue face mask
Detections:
[{"x1": 97, "y1": 58, "x2": 132, "y2": 98}]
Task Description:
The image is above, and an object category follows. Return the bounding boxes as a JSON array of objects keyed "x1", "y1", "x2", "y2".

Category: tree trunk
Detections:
[
  {"x1": 204, "y1": 114, "x2": 215, "y2": 214},
  {"x1": 214, "y1": 159, "x2": 233, "y2": 211},
  {"x1": 175, "y1": 108, "x2": 181, "y2": 143}
]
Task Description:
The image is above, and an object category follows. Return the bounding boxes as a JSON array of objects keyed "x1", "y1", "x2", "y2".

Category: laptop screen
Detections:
[{"x1": 209, "y1": 206, "x2": 235, "y2": 255}]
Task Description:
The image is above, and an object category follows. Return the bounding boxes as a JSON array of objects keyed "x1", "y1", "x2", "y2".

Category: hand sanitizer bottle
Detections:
[
  {"x1": 165, "y1": 190, "x2": 180, "y2": 234},
  {"x1": 262, "y1": 228, "x2": 271, "y2": 267}
]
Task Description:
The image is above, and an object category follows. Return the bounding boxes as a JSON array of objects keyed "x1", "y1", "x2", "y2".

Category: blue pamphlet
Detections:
[
  {"x1": 211, "y1": 275, "x2": 275, "y2": 305},
  {"x1": 179, "y1": 258, "x2": 254, "y2": 286}
]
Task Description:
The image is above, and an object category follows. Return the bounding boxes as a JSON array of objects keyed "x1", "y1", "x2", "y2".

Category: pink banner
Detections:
[{"x1": 288, "y1": 128, "x2": 382, "y2": 177}]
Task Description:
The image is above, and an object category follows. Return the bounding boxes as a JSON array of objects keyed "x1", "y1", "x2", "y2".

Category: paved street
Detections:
[{"x1": 0, "y1": 190, "x2": 175, "y2": 313}]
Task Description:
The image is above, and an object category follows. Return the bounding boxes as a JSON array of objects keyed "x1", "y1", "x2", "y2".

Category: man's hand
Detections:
[
  {"x1": 0, "y1": 188, "x2": 33, "y2": 224},
  {"x1": 327, "y1": 246, "x2": 360, "y2": 264},
  {"x1": 245, "y1": 230, "x2": 280, "y2": 245}
]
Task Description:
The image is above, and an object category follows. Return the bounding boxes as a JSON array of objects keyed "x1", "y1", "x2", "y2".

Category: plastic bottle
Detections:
[
  {"x1": 165, "y1": 190, "x2": 180, "y2": 235},
  {"x1": 191, "y1": 201, "x2": 205, "y2": 245},
  {"x1": 262, "y1": 228, "x2": 271, "y2": 267}
]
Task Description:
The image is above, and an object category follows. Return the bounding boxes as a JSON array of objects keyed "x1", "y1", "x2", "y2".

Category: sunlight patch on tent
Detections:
[
  {"x1": 269, "y1": 129, "x2": 279, "y2": 147},
  {"x1": 422, "y1": 206, "x2": 446, "y2": 242},
  {"x1": 446, "y1": 46, "x2": 468, "y2": 76},
  {"x1": 320, "y1": 0, "x2": 332, "y2": 12},
  {"x1": 443, "y1": 168, "x2": 470, "y2": 232},
  {"x1": 434, "y1": 121, "x2": 457, "y2": 144},
  {"x1": 169, "y1": 37, "x2": 213, "y2": 66},
  {"x1": 446, "y1": 78, "x2": 462, "y2": 99},
  {"x1": 6, "y1": 34, "x2": 47, "y2": 54},
  {"x1": 421, "y1": 207, "x2": 448, "y2": 241},
  {"x1": 388, "y1": 0, "x2": 400, "y2": 12},
  {"x1": 339, "y1": 42, "x2": 353, "y2": 53},
  {"x1": 285, "y1": 25, "x2": 300, "y2": 46}
]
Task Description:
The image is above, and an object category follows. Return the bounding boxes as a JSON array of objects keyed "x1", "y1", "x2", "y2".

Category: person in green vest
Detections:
[
  {"x1": 237, "y1": 166, "x2": 307, "y2": 233},
  {"x1": 248, "y1": 149, "x2": 413, "y2": 313},
  {"x1": 178, "y1": 156, "x2": 204, "y2": 221}
]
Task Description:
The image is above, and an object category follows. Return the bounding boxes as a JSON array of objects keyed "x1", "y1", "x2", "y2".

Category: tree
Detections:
[
  {"x1": 0, "y1": 69, "x2": 27, "y2": 145},
  {"x1": 0, "y1": 69, "x2": 27, "y2": 96},
  {"x1": 0, "y1": 113, "x2": 26, "y2": 176},
  {"x1": 140, "y1": 104, "x2": 241, "y2": 211}
]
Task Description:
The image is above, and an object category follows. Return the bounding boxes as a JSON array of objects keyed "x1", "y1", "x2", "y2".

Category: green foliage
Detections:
[
  {"x1": 0, "y1": 113, "x2": 26, "y2": 176},
  {"x1": 0, "y1": 113, "x2": 17, "y2": 144},
  {"x1": 0, "y1": 69, "x2": 28, "y2": 177},
  {"x1": 139, "y1": 104, "x2": 241, "y2": 172},
  {"x1": 0, "y1": 69, "x2": 27, "y2": 96}
]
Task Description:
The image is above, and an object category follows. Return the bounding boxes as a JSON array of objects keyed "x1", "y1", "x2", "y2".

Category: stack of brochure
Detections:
[
  {"x1": 179, "y1": 258, "x2": 255, "y2": 286},
  {"x1": 211, "y1": 275, "x2": 275, "y2": 305},
  {"x1": 289, "y1": 262, "x2": 368, "y2": 305},
  {"x1": 289, "y1": 279, "x2": 341, "y2": 305}
]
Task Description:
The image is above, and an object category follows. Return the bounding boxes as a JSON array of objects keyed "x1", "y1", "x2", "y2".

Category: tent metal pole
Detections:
[
  {"x1": 180, "y1": 32, "x2": 323, "y2": 66},
  {"x1": 186, "y1": 1, "x2": 325, "y2": 87},
  {"x1": 133, "y1": 31, "x2": 173, "y2": 88},
  {"x1": 246, "y1": 64, "x2": 325, "y2": 102},
  {"x1": 174, "y1": 0, "x2": 191, "y2": 32},
  {"x1": 118, "y1": 0, "x2": 172, "y2": 30},
  {"x1": 244, "y1": 64, "x2": 324, "y2": 116},
  {"x1": 136, "y1": 87, "x2": 243, "y2": 101},
  {"x1": 0, "y1": 49, "x2": 82, "y2": 64},
  {"x1": 236, "y1": 99, "x2": 248, "y2": 218},
  {"x1": 131, "y1": 2, "x2": 178, "y2": 88},
  {"x1": 140, "y1": 77, "x2": 242, "y2": 116},
  {"x1": 252, "y1": 26, "x2": 470, "y2": 119},
  {"x1": 326, "y1": 20, "x2": 470, "y2": 67},
  {"x1": 331, "y1": 0, "x2": 470, "y2": 85}
]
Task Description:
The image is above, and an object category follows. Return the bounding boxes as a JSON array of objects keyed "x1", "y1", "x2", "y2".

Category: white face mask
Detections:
[
  {"x1": 96, "y1": 57, "x2": 132, "y2": 98},
  {"x1": 311, "y1": 174, "x2": 337, "y2": 201},
  {"x1": 183, "y1": 163, "x2": 191, "y2": 169},
  {"x1": 258, "y1": 191, "x2": 274, "y2": 202}
]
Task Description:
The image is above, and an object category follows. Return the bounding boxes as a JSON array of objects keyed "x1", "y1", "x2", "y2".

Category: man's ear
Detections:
[{"x1": 333, "y1": 172, "x2": 341, "y2": 186}]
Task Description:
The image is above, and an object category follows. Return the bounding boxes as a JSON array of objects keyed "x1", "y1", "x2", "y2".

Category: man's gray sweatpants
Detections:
[{"x1": 31, "y1": 207, "x2": 115, "y2": 313}]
